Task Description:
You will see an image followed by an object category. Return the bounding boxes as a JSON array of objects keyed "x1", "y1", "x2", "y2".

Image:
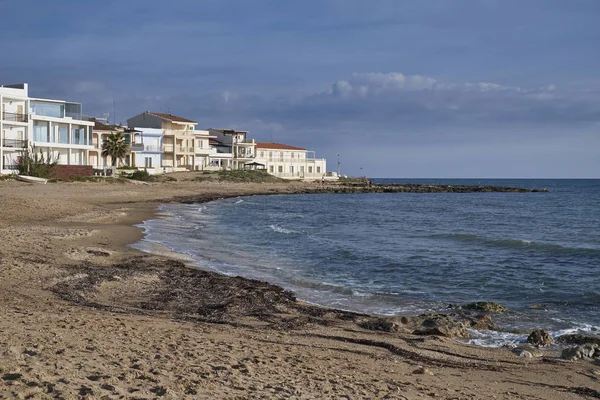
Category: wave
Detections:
[
  {"x1": 432, "y1": 233, "x2": 600, "y2": 253},
  {"x1": 269, "y1": 225, "x2": 299, "y2": 234}
]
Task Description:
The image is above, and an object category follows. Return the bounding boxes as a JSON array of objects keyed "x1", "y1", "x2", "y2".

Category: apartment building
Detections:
[
  {"x1": 1, "y1": 83, "x2": 94, "y2": 175},
  {"x1": 254, "y1": 142, "x2": 327, "y2": 180},
  {"x1": 127, "y1": 111, "x2": 198, "y2": 170},
  {"x1": 208, "y1": 128, "x2": 256, "y2": 170},
  {"x1": 88, "y1": 118, "x2": 141, "y2": 169}
]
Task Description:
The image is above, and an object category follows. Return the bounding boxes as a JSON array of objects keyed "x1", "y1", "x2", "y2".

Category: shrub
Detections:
[
  {"x1": 16, "y1": 146, "x2": 59, "y2": 179},
  {"x1": 123, "y1": 169, "x2": 151, "y2": 181}
]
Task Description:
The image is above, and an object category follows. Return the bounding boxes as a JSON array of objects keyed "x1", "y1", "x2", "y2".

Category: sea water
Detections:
[{"x1": 132, "y1": 179, "x2": 600, "y2": 347}]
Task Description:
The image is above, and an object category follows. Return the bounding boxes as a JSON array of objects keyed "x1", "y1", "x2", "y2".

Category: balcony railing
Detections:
[
  {"x1": 2, "y1": 139, "x2": 28, "y2": 148},
  {"x1": 129, "y1": 143, "x2": 144, "y2": 151},
  {"x1": 2, "y1": 112, "x2": 28, "y2": 123},
  {"x1": 141, "y1": 145, "x2": 163, "y2": 152},
  {"x1": 176, "y1": 146, "x2": 194, "y2": 153}
]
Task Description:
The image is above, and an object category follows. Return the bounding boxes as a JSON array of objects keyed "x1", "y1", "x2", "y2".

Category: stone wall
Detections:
[{"x1": 51, "y1": 165, "x2": 93, "y2": 180}]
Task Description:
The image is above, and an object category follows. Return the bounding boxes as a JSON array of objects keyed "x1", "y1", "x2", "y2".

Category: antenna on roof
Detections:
[{"x1": 113, "y1": 99, "x2": 116, "y2": 125}]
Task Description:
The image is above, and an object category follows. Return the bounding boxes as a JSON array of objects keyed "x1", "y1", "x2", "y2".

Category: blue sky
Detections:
[{"x1": 2, "y1": 0, "x2": 599, "y2": 177}]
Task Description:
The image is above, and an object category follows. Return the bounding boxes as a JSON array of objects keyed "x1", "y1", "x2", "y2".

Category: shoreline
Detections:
[{"x1": 0, "y1": 175, "x2": 596, "y2": 399}]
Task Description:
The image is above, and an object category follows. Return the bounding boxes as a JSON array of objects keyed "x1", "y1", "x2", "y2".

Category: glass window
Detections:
[
  {"x1": 33, "y1": 123, "x2": 49, "y2": 142},
  {"x1": 309, "y1": 166, "x2": 313, "y2": 173},
  {"x1": 269, "y1": 165, "x2": 274, "y2": 173},
  {"x1": 59, "y1": 126, "x2": 69, "y2": 143},
  {"x1": 278, "y1": 166, "x2": 283, "y2": 173},
  {"x1": 317, "y1": 167, "x2": 321, "y2": 173}
]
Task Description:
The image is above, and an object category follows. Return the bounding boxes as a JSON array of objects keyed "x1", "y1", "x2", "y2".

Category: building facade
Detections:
[
  {"x1": 253, "y1": 142, "x2": 327, "y2": 180},
  {"x1": 1, "y1": 83, "x2": 94, "y2": 175},
  {"x1": 127, "y1": 112, "x2": 198, "y2": 171},
  {"x1": 88, "y1": 119, "x2": 141, "y2": 170},
  {"x1": 208, "y1": 129, "x2": 256, "y2": 170}
]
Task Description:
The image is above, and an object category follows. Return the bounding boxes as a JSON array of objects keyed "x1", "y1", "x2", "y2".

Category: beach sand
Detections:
[{"x1": 0, "y1": 175, "x2": 598, "y2": 399}]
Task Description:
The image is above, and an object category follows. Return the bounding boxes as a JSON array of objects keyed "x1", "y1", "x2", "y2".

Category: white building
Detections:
[
  {"x1": 208, "y1": 128, "x2": 255, "y2": 170},
  {"x1": 1, "y1": 83, "x2": 94, "y2": 175},
  {"x1": 253, "y1": 142, "x2": 327, "y2": 180},
  {"x1": 129, "y1": 128, "x2": 164, "y2": 173}
]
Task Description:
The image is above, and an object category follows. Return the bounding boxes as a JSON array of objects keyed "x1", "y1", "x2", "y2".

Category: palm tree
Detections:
[{"x1": 101, "y1": 132, "x2": 129, "y2": 167}]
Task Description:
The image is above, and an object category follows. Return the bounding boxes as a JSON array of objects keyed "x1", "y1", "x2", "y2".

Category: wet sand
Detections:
[{"x1": 0, "y1": 174, "x2": 598, "y2": 399}]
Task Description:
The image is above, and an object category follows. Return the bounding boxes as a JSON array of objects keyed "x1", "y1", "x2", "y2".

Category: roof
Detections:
[
  {"x1": 92, "y1": 119, "x2": 121, "y2": 131},
  {"x1": 146, "y1": 111, "x2": 197, "y2": 124},
  {"x1": 256, "y1": 142, "x2": 306, "y2": 151},
  {"x1": 210, "y1": 128, "x2": 248, "y2": 134}
]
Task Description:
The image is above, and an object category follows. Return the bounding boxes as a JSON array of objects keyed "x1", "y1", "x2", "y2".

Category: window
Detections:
[
  {"x1": 308, "y1": 166, "x2": 313, "y2": 173},
  {"x1": 269, "y1": 165, "x2": 274, "y2": 173},
  {"x1": 289, "y1": 166, "x2": 294, "y2": 173},
  {"x1": 145, "y1": 157, "x2": 153, "y2": 168},
  {"x1": 260, "y1": 152, "x2": 264, "y2": 157},
  {"x1": 300, "y1": 166, "x2": 304, "y2": 173},
  {"x1": 316, "y1": 166, "x2": 321, "y2": 173},
  {"x1": 269, "y1": 152, "x2": 272, "y2": 159},
  {"x1": 33, "y1": 123, "x2": 49, "y2": 142},
  {"x1": 291, "y1": 153, "x2": 294, "y2": 159},
  {"x1": 71, "y1": 127, "x2": 86, "y2": 145},
  {"x1": 278, "y1": 166, "x2": 283, "y2": 173},
  {"x1": 58, "y1": 126, "x2": 69, "y2": 143}
]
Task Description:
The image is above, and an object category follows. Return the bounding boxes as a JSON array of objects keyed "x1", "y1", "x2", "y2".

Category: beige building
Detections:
[{"x1": 127, "y1": 111, "x2": 200, "y2": 171}]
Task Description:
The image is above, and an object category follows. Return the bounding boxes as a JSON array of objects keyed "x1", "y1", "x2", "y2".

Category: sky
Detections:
[{"x1": 1, "y1": 0, "x2": 599, "y2": 178}]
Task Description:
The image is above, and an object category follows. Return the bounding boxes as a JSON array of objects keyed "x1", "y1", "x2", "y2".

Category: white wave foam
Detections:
[
  {"x1": 269, "y1": 225, "x2": 298, "y2": 234},
  {"x1": 352, "y1": 290, "x2": 372, "y2": 297},
  {"x1": 462, "y1": 329, "x2": 526, "y2": 348},
  {"x1": 234, "y1": 199, "x2": 244, "y2": 204}
]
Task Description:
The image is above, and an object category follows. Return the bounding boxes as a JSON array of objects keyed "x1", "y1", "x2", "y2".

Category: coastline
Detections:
[{"x1": 0, "y1": 175, "x2": 596, "y2": 399}]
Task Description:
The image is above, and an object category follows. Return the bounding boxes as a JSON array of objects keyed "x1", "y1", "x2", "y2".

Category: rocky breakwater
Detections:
[{"x1": 320, "y1": 182, "x2": 549, "y2": 194}]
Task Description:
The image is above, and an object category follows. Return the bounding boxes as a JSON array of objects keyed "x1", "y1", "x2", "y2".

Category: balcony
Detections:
[
  {"x1": 129, "y1": 143, "x2": 144, "y2": 151},
  {"x1": 2, "y1": 112, "x2": 28, "y2": 123},
  {"x1": 2, "y1": 139, "x2": 28, "y2": 149},
  {"x1": 176, "y1": 146, "x2": 194, "y2": 153},
  {"x1": 195, "y1": 147, "x2": 216, "y2": 155},
  {"x1": 162, "y1": 144, "x2": 174, "y2": 152},
  {"x1": 141, "y1": 145, "x2": 164, "y2": 152}
]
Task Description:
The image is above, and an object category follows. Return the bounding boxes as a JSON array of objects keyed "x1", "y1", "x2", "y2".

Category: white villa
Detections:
[
  {"x1": 1, "y1": 83, "x2": 94, "y2": 175},
  {"x1": 208, "y1": 128, "x2": 256, "y2": 170},
  {"x1": 254, "y1": 142, "x2": 327, "y2": 180}
]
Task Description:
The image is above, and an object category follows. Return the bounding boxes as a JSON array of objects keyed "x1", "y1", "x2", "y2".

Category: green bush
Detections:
[
  {"x1": 123, "y1": 169, "x2": 151, "y2": 181},
  {"x1": 214, "y1": 170, "x2": 284, "y2": 183},
  {"x1": 16, "y1": 146, "x2": 59, "y2": 179}
]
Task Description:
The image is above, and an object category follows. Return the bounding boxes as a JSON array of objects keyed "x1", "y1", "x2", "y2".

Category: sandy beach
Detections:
[{"x1": 0, "y1": 175, "x2": 598, "y2": 399}]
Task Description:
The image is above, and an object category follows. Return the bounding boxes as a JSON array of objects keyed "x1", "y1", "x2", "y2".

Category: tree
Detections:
[{"x1": 101, "y1": 132, "x2": 129, "y2": 167}]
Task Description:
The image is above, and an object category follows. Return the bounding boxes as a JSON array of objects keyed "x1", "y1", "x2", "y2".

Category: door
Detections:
[{"x1": 17, "y1": 104, "x2": 24, "y2": 119}]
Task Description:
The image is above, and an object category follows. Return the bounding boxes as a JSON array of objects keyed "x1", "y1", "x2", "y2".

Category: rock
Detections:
[
  {"x1": 412, "y1": 366, "x2": 434, "y2": 376},
  {"x1": 526, "y1": 330, "x2": 553, "y2": 347},
  {"x1": 518, "y1": 350, "x2": 533, "y2": 358},
  {"x1": 468, "y1": 314, "x2": 498, "y2": 330},
  {"x1": 561, "y1": 344, "x2": 599, "y2": 361},
  {"x1": 462, "y1": 302, "x2": 508, "y2": 313},
  {"x1": 413, "y1": 315, "x2": 468, "y2": 338},
  {"x1": 556, "y1": 334, "x2": 600, "y2": 346},
  {"x1": 529, "y1": 304, "x2": 547, "y2": 309},
  {"x1": 358, "y1": 318, "x2": 400, "y2": 332}
]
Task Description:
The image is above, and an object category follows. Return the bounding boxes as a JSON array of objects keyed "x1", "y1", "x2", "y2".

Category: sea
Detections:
[{"x1": 131, "y1": 179, "x2": 600, "y2": 347}]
